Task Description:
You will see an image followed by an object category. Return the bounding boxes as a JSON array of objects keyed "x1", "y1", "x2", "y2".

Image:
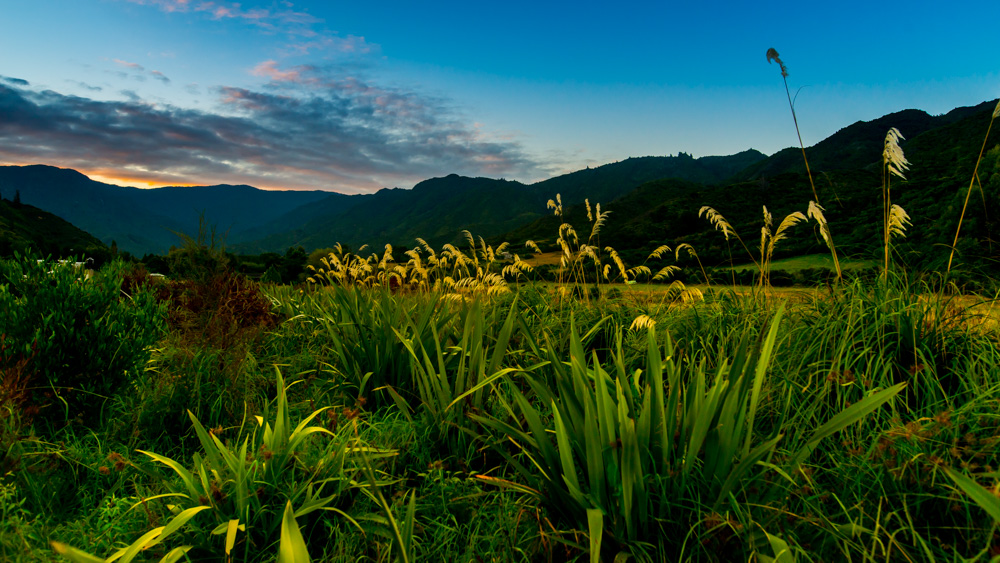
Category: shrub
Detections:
[{"x1": 0, "y1": 254, "x2": 165, "y2": 426}]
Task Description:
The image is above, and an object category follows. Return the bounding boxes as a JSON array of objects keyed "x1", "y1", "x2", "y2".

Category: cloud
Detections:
[
  {"x1": 121, "y1": 0, "x2": 377, "y2": 56},
  {"x1": 0, "y1": 76, "x2": 30, "y2": 86},
  {"x1": 108, "y1": 59, "x2": 171, "y2": 85},
  {"x1": 114, "y1": 59, "x2": 145, "y2": 71},
  {"x1": 68, "y1": 81, "x2": 104, "y2": 92},
  {"x1": 251, "y1": 60, "x2": 309, "y2": 83},
  {"x1": 0, "y1": 75, "x2": 548, "y2": 193}
]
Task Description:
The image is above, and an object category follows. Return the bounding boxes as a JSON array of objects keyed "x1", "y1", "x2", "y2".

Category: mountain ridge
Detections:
[{"x1": 0, "y1": 150, "x2": 766, "y2": 255}]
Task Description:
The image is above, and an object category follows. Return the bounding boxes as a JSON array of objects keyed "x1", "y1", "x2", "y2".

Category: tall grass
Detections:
[{"x1": 767, "y1": 48, "x2": 843, "y2": 281}]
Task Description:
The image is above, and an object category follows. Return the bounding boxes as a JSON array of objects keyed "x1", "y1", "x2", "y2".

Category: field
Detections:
[
  {"x1": 724, "y1": 254, "x2": 876, "y2": 274},
  {"x1": 2, "y1": 244, "x2": 1000, "y2": 563}
]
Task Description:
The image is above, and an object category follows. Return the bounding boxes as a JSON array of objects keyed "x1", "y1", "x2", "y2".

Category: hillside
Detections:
[
  {"x1": 0, "y1": 150, "x2": 765, "y2": 256},
  {"x1": 731, "y1": 101, "x2": 994, "y2": 180},
  {"x1": 232, "y1": 151, "x2": 767, "y2": 252},
  {"x1": 0, "y1": 197, "x2": 108, "y2": 258},
  {"x1": 501, "y1": 100, "x2": 1000, "y2": 282},
  {"x1": 0, "y1": 165, "x2": 333, "y2": 256}
]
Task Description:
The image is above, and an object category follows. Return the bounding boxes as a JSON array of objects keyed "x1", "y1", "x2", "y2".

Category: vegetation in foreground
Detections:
[{"x1": 2, "y1": 238, "x2": 999, "y2": 562}]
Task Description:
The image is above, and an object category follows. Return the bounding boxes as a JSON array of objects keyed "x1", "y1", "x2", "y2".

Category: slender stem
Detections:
[
  {"x1": 782, "y1": 74, "x2": 841, "y2": 281},
  {"x1": 783, "y1": 76, "x2": 820, "y2": 203},
  {"x1": 946, "y1": 115, "x2": 995, "y2": 275}
]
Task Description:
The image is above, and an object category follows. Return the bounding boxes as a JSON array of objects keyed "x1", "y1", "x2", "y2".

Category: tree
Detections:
[
  {"x1": 12, "y1": 189, "x2": 21, "y2": 207},
  {"x1": 281, "y1": 246, "x2": 308, "y2": 284}
]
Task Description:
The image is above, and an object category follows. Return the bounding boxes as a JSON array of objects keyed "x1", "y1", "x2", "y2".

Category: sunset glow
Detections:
[{"x1": 1, "y1": 0, "x2": 997, "y2": 193}]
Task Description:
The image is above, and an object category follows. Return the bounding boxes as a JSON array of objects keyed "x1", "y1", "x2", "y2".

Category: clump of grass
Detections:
[{"x1": 309, "y1": 234, "x2": 511, "y2": 298}]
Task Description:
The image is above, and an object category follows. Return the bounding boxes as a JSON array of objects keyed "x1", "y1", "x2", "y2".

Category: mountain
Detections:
[
  {"x1": 501, "y1": 99, "x2": 1000, "y2": 280},
  {"x1": 0, "y1": 197, "x2": 107, "y2": 257},
  {"x1": 0, "y1": 165, "x2": 332, "y2": 255},
  {"x1": 0, "y1": 150, "x2": 765, "y2": 256},
  {"x1": 531, "y1": 150, "x2": 765, "y2": 205},
  {"x1": 231, "y1": 151, "x2": 767, "y2": 253},
  {"x1": 731, "y1": 101, "x2": 994, "y2": 180}
]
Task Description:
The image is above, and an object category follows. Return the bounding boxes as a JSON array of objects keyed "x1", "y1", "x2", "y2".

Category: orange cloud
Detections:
[{"x1": 251, "y1": 60, "x2": 303, "y2": 83}]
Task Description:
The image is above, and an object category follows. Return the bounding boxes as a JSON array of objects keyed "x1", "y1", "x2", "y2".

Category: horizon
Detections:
[
  {"x1": 1, "y1": 0, "x2": 997, "y2": 194},
  {"x1": 3, "y1": 148, "x2": 773, "y2": 193}
]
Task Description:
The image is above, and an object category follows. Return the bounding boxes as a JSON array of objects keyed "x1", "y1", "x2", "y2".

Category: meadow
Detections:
[
  {"x1": 2, "y1": 208, "x2": 1000, "y2": 562},
  {"x1": 2, "y1": 64, "x2": 1000, "y2": 562}
]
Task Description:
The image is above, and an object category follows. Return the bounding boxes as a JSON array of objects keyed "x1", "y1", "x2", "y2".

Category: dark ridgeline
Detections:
[{"x1": 2, "y1": 98, "x2": 998, "y2": 278}]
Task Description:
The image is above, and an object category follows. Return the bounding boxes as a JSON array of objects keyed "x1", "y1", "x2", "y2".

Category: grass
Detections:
[
  {"x1": 4, "y1": 257, "x2": 999, "y2": 562},
  {"x1": 725, "y1": 253, "x2": 875, "y2": 273}
]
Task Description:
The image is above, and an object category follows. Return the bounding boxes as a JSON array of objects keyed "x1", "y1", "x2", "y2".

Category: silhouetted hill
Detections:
[
  {"x1": 0, "y1": 165, "x2": 332, "y2": 255},
  {"x1": 232, "y1": 151, "x2": 767, "y2": 252},
  {"x1": 0, "y1": 151, "x2": 768, "y2": 256},
  {"x1": 532, "y1": 150, "x2": 766, "y2": 204},
  {"x1": 502, "y1": 99, "x2": 1000, "y2": 282},
  {"x1": 731, "y1": 101, "x2": 994, "y2": 180}
]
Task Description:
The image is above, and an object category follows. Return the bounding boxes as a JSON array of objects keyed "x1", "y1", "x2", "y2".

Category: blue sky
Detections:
[{"x1": 0, "y1": 0, "x2": 996, "y2": 193}]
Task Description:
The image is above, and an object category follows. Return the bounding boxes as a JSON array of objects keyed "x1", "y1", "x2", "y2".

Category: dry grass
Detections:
[{"x1": 520, "y1": 251, "x2": 564, "y2": 267}]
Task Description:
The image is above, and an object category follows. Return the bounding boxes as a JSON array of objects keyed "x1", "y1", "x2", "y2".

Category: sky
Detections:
[{"x1": 0, "y1": 0, "x2": 997, "y2": 194}]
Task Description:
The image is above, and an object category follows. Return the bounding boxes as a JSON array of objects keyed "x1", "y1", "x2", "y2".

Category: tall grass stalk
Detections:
[
  {"x1": 945, "y1": 99, "x2": 1000, "y2": 275},
  {"x1": 767, "y1": 48, "x2": 842, "y2": 281},
  {"x1": 882, "y1": 128, "x2": 911, "y2": 277}
]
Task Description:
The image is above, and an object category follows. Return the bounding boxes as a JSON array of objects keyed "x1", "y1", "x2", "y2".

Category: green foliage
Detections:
[
  {"x1": 395, "y1": 298, "x2": 522, "y2": 452},
  {"x1": 0, "y1": 254, "x2": 165, "y2": 425},
  {"x1": 474, "y1": 306, "x2": 904, "y2": 560},
  {"x1": 275, "y1": 285, "x2": 452, "y2": 408},
  {"x1": 54, "y1": 368, "x2": 391, "y2": 561}
]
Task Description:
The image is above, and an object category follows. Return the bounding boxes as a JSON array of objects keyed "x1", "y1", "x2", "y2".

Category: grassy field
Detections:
[
  {"x1": 3, "y1": 247, "x2": 1000, "y2": 562},
  {"x1": 724, "y1": 253, "x2": 876, "y2": 273}
]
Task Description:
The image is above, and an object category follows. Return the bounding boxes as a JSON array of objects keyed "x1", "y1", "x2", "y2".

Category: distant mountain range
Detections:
[
  {"x1": 2, "y1": 98, "x2": 998, "y2": 280},
  {"x1": 0, "y1": 149, "x2": 764, "y2": 256}
]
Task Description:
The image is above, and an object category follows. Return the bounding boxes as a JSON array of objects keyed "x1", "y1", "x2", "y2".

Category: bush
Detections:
[{"x1": 0, "y1": 254, "x2": 166, "y2": 425}]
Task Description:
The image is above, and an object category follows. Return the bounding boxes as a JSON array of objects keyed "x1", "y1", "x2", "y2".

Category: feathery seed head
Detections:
[
  {"x1": 883, "y1": 127, "x2": 910, "y2": 180},
  {"x1": 585, "y1": 198, "x2": 593, "y2": 222},
  {"x1": 807, "y1": 201, "x2": 834, "y2": 246},
  {"x1": 647, "y1": 244, "x2": 672, "y2": 261},
  {"x1": 627, "y1": 265, "x2": 652, "y2": 279},
  {"x1": 888, "y1": 204, "x2": 912, "y2": 239},
  {"x1": 653, "y1": 265, "x2": 681, "y2": 281},
  {"x1": 699, "y1": 206, "x2": 734, "y2": 241},
  {"x1": 675, "y1": 243, "x2": 698, "y2": 261},
  {"x1": 766, "y1": 48, "x2": 788, "y2": 77},
  {"x1": 630, "y1": 315, "x2": 657, "y2": 331},
  {"x1": 994, "y1": 99, "x2": 1000, "y2": 119},
  {"x1": 546, "y1": 194, "x2": 563, "y2": 216}
]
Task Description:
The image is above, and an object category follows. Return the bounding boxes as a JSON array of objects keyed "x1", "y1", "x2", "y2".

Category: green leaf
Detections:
[
  {"x1": 50, "y1": 542, "x2": 104, "y2": 563},
  {"x1": 225, "y1": 519, "x2": 241, "y2": 558},
  {"x1": 743, "y1": 303, "x2": 783, "y2": 458},
  {"x1": 790, "y1": 383, "x2": 904, "y2": 468},
  {"x1": 135, "y1": 451, "x2": 202, "y2": 503},
  {"x1": 587, "y1": 508, "x2": 604, "y2": 563},
  {"x1": 944, "y1": 468, "x2": 1000, "y2": 523},
  {"x1": 278, "y1": 501, "x2": 312, "y2": 563}
]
